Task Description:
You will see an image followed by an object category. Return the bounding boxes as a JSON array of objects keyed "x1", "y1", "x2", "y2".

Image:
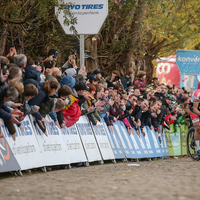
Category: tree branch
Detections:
[{"x1": 0, "y1": 2, "x2": 40, "y2": 24}]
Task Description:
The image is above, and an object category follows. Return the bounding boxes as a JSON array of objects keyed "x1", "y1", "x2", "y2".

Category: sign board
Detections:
[
  {"x1": 76, "y1": 116, "x2": 102, "y2": 162},
  {"x1": 56, "y1": 0, "x2": 108, "y2": 35},
  {"x1": 60, "y1": 124, "x2": 87, "y2": 163},
  {"x1": 91, "y1": 122, "x2": 115, "y2": 161},
  {"x1": 170, "y1": 130, "x2": 181, "y2": 156},
  {"x1": 141, "y1": 127, "x2": 158, "y2": 157},
  {"x1": 176, "y1": 50, "x2": 200, "y2": 75},
  {"x1": 159, "y1": 128, "x2": 169, "y2": 157},
  {"x1": 115, "y1": 121, "x2": 144, "y2": 159},
  {"x1": 148, "y1": 129, "x2": 163, "y2": 157},
  {"x1": 101, "y1": 118, "x2": 125, "y2": 159},
  {"x1": 30, "y1": 116, "x2": 71, "y2": 166},
  {"x1": 0, "y1": 137, "x2": 20, "y2": 173},
  {"x1": 180, "y1": 125, "x2": 187, "y2": 155},
  {"x1": 1, "y1": 117, "x2": 44, "y2": 170}
]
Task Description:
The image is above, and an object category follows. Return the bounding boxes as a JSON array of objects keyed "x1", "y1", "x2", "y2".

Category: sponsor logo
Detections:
[
  {"x1": 69, "y1": 4, "x2": 104, "y2": 10},
  {"x1": 177, "y1": 56, "x2": 200, "y2": 63},
  {"x1": 0, "y1": 138, "x2": 10, "y2": 166}
]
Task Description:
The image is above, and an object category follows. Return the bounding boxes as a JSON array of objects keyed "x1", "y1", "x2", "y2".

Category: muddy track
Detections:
[{"x1": 0, "y1": 157, "x2": 200, "y2": 200}]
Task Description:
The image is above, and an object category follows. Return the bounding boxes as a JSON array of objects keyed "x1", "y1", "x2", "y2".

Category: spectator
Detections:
[
  {"x1": 134, "y1": 70, "x2": 146, "y2": 93},
  {"x1": 14, "y1": 54, "x2": 27, "y2": 69},
  {"x1": 93, "y1": 69, "x2": 103, "y2": 80},
  {"x1": 121, "y1": 69, "x2": 133, "y2": 90}
]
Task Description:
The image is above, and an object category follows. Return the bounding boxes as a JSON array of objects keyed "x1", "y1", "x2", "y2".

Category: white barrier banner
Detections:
[
  {"x1": 30, "y1": 116, "x2": 71, "y2": 166},
  {"x1": 60, "y1": 124, "x2": 87, "y2": 163},
  {"x1": 1, "y1": 117, "x2": 44, "y2": 170},
  {"x1": 101, "y1": 119, "x2": 126, "y2": 159},
  {"x1": 90, "y1": 122, "x2": 115, "y2": 161},
  {"x1": 76, "y1": 116, "x2": 102, "y2": 162}
]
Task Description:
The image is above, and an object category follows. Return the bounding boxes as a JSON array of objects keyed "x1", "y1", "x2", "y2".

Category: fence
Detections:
[{"x1": 0, "y1": 115, "x2": 189, "y2": 174}]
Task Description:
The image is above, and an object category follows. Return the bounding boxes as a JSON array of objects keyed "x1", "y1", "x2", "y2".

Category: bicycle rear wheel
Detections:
[{"x1": 186, "y1": 127, "x2": 200, "y2": 161}]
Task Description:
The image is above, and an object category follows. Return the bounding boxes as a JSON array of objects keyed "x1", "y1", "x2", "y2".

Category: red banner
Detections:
[{"x1": 156, "y1": 61, "x2": 180, "y2": 86}]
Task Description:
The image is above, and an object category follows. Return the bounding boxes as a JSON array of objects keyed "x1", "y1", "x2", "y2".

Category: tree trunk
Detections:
[
  {"x1": 0, "y1": 23, "x2": 8, "y2": 56},
  {"x1": 85, "y1": 37, "x2": 98, "y2": 72},
  {"x1": 123, "y1": 0, "x2": 147, "y2": 70}
]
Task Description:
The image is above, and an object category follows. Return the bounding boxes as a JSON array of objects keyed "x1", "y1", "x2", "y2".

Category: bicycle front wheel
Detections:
[{"x1": 186, "y1": 127, "x2": 200, "y2": 161}]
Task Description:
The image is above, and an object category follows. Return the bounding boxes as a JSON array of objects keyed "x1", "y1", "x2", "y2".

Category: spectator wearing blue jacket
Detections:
[
  {"x1": 24, "y1": 56, "x2": 41, "y2": 85},
  {"x1": 121, "y1": 69, "x2": 133, "y2": 90}
]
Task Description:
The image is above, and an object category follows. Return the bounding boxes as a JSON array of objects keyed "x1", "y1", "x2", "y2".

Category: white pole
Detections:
[{"x1": 80, "y1": 35, "x2": 85, "y2": 67}]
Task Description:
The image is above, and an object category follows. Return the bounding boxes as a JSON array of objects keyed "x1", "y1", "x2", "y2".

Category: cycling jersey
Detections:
[
  {"x1": 190, "y1": 89, "x2": 200, "y2": 103},
  {"x1": 189, "y1": 89, "x2": 200, "y2": 123}
]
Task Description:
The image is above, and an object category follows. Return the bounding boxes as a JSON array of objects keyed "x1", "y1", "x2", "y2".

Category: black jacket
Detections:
[
  {"x1": 141, "y1": 109, "x2": 151, "y2": 129},
  {"x1": 0, "y1": 81, "x2": 12, "y2": 120},
  {"x1": 154, "y1": 92, "x2": 165, "y2": 100},
  {"x1": 157, "y1": 99, "x2": 169, "y2": 126},
  {"x1": 39, "y1": 97, "x2": 55, "y2": 118}
]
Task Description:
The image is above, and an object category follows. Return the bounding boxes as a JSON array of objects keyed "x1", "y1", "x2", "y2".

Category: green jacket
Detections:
[{"x1": 39, "y1": 97, "x2": 56, "y2": 118}]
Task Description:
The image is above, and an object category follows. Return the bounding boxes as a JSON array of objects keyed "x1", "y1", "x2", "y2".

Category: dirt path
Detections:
[{"x1": 0, "y1": 157, "x2": 200, "y2": 200}]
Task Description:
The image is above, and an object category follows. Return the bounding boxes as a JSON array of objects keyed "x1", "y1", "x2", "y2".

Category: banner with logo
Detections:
[
  {"x1": 141, "y1": 127, "x2": 162, "y2": 157},
  {"x1": 1, "y1": 117, "x2": 44, "y2": 170},
  {"x1": 170, "y1": 128, "x2": 181, "y2": 156},
  {"x1": 113, "y1": 121, "x2": 142, "y2": 159},
  {"x1": 101, "y1": 118, "x2": 125, "y2": 159},
  {"x1": 132, "y1": 128, "x2": 152, "y2": 158},
  {"x1": 91, "y1": 122, "x2": 115, "y2": 161},
  {"x1": 146, "y1": 127, "x2": 163, "y2": 157},
  {"x1": 76, "y1": 116, "x2": 102, "y2": 162},
  {"x1": 30, "y1": 116, "x2": 71, "y2": 166},
  {"x1": 0, "y1": 137, "x2": 20, "y2": 173},
  {"x1": 115, "y1": 121, "x2": 140, "y2": 158},
  {"x1": 176, "y1": 50, "x2": 200, "y2": 75},
  {"x1": 60, "y1": 124, "x2": 87, "y2": 163},
  {"x1": 119, "y1": 121, "x2": 150, "y2": 158},
  {"x1": 160, "y1": 130, "x2": 169, "y2": 157},
  {"x1": 56, "y1": 0, "x2": 109, "y2": 35},
  {"x1": 165, "y1": 130, "x2": 175, "y2": 156},
  {"x1": 180, "y1": 125, "x2": 187, "y2": 155}
]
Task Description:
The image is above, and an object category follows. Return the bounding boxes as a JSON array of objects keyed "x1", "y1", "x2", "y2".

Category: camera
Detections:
[
  {"x1": 91, "y1": 99, "x2": 95, "y2": 106},
  {"x1": 113, "y1": 75, "x2": 120, "y2": 82},
  {"x1": 53, "y1": 51, "x2": 59, "y2": 58},
  {"x1": 2, "y1": 64, "x2": 7, "y2": 75}
]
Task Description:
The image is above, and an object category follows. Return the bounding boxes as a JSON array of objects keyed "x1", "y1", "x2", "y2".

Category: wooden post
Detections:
[{"x1": 0, "y1": 23, "x2": 8, "y2": 56}]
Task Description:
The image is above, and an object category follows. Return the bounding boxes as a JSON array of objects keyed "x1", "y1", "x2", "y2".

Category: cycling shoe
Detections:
[{"x1": 196, "y1": 150, "x2": 200, "y2": 156}]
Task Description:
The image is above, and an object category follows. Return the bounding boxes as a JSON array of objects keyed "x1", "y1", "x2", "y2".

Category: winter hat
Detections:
[
  {"x1": 60, "y1": 75, "x2": 75, "y2": 89},
  {"x1": 75, "y1": 81, "x2": 88, "y2": 91},
  {"x1": 65, "y1": 68, "x2": 77, "y2": 77}
]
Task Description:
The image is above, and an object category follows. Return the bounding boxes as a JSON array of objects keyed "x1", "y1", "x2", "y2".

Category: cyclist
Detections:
[{"x1": 189, "y1": 89, "x2": 200, "y2": 156}]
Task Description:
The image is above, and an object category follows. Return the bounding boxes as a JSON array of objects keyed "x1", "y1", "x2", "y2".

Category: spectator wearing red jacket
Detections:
[{"x1": 134, "y1": 70, "x2": 146, "y2": 94}]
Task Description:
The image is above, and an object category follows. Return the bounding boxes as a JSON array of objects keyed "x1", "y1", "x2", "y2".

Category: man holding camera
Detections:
[{"x1": 105, "y1": 70, "x2": 124, "y2": 89}]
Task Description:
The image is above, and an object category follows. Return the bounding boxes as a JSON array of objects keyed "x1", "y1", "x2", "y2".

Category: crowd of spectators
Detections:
[{"x1": 0, "y1": 47, "x2": 192, "y2": 143}]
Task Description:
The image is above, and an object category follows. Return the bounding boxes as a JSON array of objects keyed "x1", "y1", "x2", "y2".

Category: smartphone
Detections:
[
  {"x1": 2, "y1": 64, "x2": 7, "y2": 75},
  {"x1": 53, "y1": 51, "x2": 59, "y2": 58}
]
